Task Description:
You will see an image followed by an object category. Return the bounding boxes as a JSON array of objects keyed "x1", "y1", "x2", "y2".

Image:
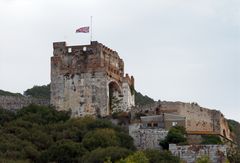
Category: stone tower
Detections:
[{"x1": 51, "y1": 41, "x2": 135, "y2": 117}]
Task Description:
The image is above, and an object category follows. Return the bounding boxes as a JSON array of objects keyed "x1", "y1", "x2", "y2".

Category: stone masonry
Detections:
[
  {"x1": 51, "y1": 41, "x2": 135, "y2": 117},
  {"x1": 158, "y1": 101, "x2": 232, "y2": 141},
  {"x1": 0, "y1": 96, "x2": 49, "y2": 111},
  {"x1": 169, "y1": 144, "x2": 227, "y2": 163},
  {"x1": 129, "y1": 123, "x2": 168, "y2": 150},
  {"x1": 134, "y1": 101, "x2": 233, "y2": 141}
]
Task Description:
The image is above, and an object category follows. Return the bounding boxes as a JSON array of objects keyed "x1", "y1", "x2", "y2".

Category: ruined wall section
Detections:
[
  {"x1": 159, "y1": 102, "x2": 214, "y2": 132},
  {"x1": 0, "y1": 96, "x2": 49, "y2": 110}
]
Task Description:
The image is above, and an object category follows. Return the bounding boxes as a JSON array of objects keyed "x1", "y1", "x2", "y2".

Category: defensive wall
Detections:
[{"x1": 0, "y1": 95, "x2": 49, "y2": 110}]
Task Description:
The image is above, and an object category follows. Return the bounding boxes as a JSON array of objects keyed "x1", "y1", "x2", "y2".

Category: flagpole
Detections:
[{"x1": 90, "y1": 16, "x2": 93, "y2": 43}]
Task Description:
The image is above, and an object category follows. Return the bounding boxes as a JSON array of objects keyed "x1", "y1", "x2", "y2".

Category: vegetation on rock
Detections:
[
  {"x1": 134, "y1": 90, "x2": 155, "y2": 106},
  {"x1": 228, "y1": 119, "x2": 240, "y2": 147}
]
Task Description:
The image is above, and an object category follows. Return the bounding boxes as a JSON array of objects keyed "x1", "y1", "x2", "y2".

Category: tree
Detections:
[
  {"x1": 39, "y1": 140, "x2": 87, "y2": 163},
  {"x1": 119, "y1": 151, "x2": 149, "y2": 163},
  {"x1": 16, "y1": 104, "x2": 70, "y2": 125},
  {"x1": 0, "y1": 105, "x2": 137, "y2": 162},
  {"x1": 0, "y1": 109, "x2": 16, "y2": 125},
  {"x1": 83, "y1": 147, "x2": 131, "y2": 163},
  {"x1": 160, "y1": 126, "x2": 187, "y2": 150},
  {"x1": 82, "y1": 128, "x2": 119, "y2": 151},
  {"x1": 24, "y1": 84, "x2": 50, "y2": 99},
  {"x1": 116, "y1": 132, "x2": 136, "y2": 150},
  {"x1": 144, "y1": 149, "x2": 180, "y2": 163}
]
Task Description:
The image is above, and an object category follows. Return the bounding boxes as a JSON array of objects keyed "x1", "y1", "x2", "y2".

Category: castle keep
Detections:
[{"x1": 51, "y1": 41, "x2": 135, "y2": 117}]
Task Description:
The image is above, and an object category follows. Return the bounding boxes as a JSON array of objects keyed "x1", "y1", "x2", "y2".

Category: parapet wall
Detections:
[
  {"x1": 169, "y1": 144, "x2": 227, "y2": 163},
  {"x1": 0, "y1": 96, "x2": 49, "y2": 110}
]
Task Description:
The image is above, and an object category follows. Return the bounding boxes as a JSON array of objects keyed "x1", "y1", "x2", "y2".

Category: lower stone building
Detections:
[
  {"x1": 169, "y1": 144, "x2": 227, "y2": 163},
  {"x1": 129, "y1": 113, "x2": 185, "y2": 149},
  {"x1": 133, "y1": 101, "x2": 233, "y2": 142}
]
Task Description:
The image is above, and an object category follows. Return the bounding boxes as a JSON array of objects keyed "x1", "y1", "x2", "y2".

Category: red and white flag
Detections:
[{"x1": 76, "y1": 26, "x2": 89, "y2": 33}]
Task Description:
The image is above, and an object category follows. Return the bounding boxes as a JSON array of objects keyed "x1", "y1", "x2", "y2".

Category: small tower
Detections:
[{"x1": 51, "y1": 41, "x2": 135, "y2": 117}]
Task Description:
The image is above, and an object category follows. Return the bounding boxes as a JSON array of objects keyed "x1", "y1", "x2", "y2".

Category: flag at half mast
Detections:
[{"x1": 76, "y1": 26, "x2": 89, "y2": 33}]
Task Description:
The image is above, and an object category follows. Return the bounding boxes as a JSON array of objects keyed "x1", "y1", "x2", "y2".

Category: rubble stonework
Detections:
[
  {"x1": 0, "y1": 96, "x2": 49, "y2": 110},
  {"x1": 51, "y1": 41, "x2": 135, "y2": 117},
  {"x1": 169, "y1": 144, "x2": 227, "y2": 163},
  {"x1": 129, "y1": 123, "x2": 168, "y2": 150}
]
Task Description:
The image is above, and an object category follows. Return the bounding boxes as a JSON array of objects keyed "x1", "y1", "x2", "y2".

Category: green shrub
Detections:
[
  {"x1": 160, "y1": 126, "x2": 187, "y2": 150},
  {"x1": 144, "y1": 149, "x2": 180, "y2": 163},
  {"x1": 82, "y1": 128, "x2": 119, "y2": 151},
  {"x1": 83, "y1": 146, "x2": 131, "y2": 163},
  {"x1": 201, "y1": 135, "x2": 222, "y2": 145},
  {"x1": 196, "y1": 155, "x2": 211, "y2": 163},
  {"x1": 39, "y1": 140, "x2": 87, "y2": 163},
  {"x1": 119, "y1": 151, "x2": 149, "y2": 163}
]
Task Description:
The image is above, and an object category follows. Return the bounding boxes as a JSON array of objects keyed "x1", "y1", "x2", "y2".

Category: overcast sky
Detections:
[{"x1": 0, "y1": 0, "x2": 239, "y2": 121}]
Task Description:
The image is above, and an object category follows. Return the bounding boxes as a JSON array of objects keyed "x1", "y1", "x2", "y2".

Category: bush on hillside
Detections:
[
  {"x1": 83, "y1": 147, "x2": 131, "y2": 163},
  {"x1": 144, "y1": 149, "x2": 180, "y2": 163},
  {"x1": 0, "y1": 105, "x2": 136, "y2": 162}
]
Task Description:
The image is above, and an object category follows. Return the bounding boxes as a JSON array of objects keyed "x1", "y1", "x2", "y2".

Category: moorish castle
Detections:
[{"x1": 0, "y1": 41, "x2": 235, "y2": 163}]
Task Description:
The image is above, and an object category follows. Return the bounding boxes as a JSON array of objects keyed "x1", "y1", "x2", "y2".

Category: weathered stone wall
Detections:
[
  {"x1": 129, "y1": 123, "x2": 168, "y2": 150},
  {"x1": 159, "y1": 101, "x2": 232, "y2": 141},
  {"x1": 0, "y1": 96, "x2": 49, "y2": 110},
  {"x1": 136, "y1": 101, "x2": 232, "y2": 141},
  {"x1": 169, "y1": 144, "x2": 227, "y2": 163},
  {"x1": 51, "y1": 41, "x2": 135, "y2": 117}
]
